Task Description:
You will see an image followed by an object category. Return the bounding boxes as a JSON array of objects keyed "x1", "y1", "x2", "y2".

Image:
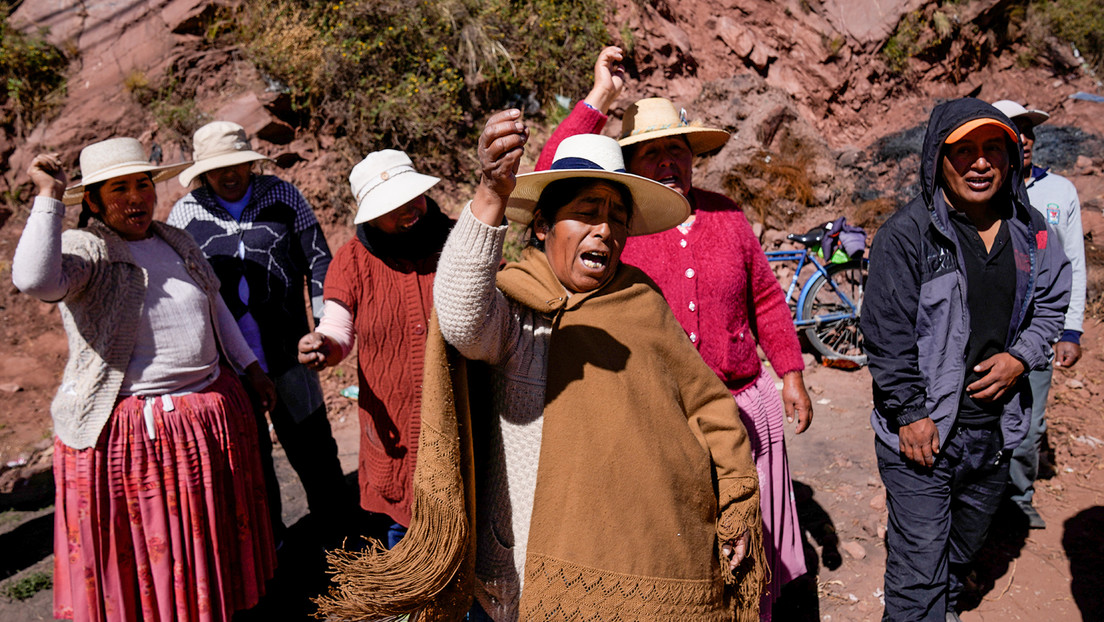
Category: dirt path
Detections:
[{"x1": 1, "y1": 321, "x2": 1102, "y2": 620}]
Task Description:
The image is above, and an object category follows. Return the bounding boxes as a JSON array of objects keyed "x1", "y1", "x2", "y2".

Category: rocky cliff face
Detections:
[{"x1": 4, "y1": 0, "x2": 1103, "y2": 223}]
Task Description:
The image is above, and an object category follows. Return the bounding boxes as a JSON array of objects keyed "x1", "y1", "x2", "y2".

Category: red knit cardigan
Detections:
[{"x1": 537, "y1": 101, "x2": 804, "y2": 393}]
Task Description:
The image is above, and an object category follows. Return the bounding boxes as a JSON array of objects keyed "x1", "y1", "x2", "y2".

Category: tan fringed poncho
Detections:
[{"x1": 317, "y1": 212, "x2": 764, "y2": 621}]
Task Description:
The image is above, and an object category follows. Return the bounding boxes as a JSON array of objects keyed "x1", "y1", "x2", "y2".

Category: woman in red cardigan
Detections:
[{"x1": 536, "y1": 46, "x2": 814, "y2": 620}]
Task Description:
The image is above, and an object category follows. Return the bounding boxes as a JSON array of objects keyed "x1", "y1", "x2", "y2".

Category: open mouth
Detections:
[
  {"x1": 657, "y1": 175, "x2": 680, "y2": 189},
  {"x1": 964, "y1": 176, "x2": 993, "y2": 192},
  {"x1": 580, "y1": 250, "x2": 609, "y2": 270}
]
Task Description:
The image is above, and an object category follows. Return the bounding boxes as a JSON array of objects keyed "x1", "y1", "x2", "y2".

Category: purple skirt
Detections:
[{"x1": 734, "y1": 369, "x2": 807, "y2": 621}]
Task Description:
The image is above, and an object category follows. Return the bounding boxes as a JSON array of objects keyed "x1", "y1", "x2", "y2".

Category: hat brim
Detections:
[
  {"x1": 1014, "y1": 110, "x2": 1050, "y2": 127},
  {"x1": 945, "y1": 118, "x2": 1020, "y2": 144},
  {"x1": 618, "y1": 126, "x2": 731, "y2": 156},
  {"x1": 354, "y1": 172, "x2": 441, "y2": 224},
  {"x1": 62, "y1": 161, "x2": 193, "y2": 206},
  {"x1": 178, "y1": 151, "x2": 271, "y2": 187},
  {"x1": 505, "y1": 169, "x2": 690, "y2": 236}
]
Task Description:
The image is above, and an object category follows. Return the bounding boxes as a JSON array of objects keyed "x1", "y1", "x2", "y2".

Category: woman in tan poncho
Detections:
[{"x1": 317, "y1": 109, "x2": 764, "y2": 621}]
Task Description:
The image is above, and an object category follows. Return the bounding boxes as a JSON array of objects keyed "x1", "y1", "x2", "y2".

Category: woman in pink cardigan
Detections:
[{"x1": 537, "y1": 47, "x2": 814, "y2": 619}]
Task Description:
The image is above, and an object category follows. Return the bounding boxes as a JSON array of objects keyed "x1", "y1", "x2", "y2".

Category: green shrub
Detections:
[
  {"x1": 226, "y1": 0, "x2": 608, "y2": 175},
  {"x1": 0, "y1": 8, "x2": 68, "y2": 131},
  {"x1": 1034, "y1": 0, "x2": 1104, "y2": 75},
  {"x1": 3, "y1": 571, "x2": 51, "y2": 601}
]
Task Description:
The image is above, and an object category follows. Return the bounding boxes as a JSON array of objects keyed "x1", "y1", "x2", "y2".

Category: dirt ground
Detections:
[{"x1": 1, "y1": 242, "x2": 1102, "y2": 621}]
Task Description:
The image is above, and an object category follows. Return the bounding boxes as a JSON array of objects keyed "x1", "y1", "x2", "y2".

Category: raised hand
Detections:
[
  {"x1": 472, "y1": 109, "x2": 528, "y2": 225},
  {"x1": 28, "y1": 153, "x2": 67, "y2": 201},
  {"x1": 584, "y1": 46, "x2": 627, "y2": 114}
]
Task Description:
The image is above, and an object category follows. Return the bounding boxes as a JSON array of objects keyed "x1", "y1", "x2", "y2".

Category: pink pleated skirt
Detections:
[
  {"x1": 733, "y1": 369, "x2": 807, "y2": 621},
  {"x1": 53, "y1": 368, "x2": 277, "y2": 622}
]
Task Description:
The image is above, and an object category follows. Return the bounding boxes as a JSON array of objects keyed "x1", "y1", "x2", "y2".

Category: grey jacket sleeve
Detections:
[
  {"x1": 860, "y1": 218, "x2": 930, "y2": 427},
  {"x1": 1007, "y1": 221, "x2": 1072, "y2": 371}
]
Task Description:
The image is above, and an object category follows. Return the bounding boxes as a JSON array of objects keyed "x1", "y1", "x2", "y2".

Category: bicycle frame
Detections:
[{"x1": 765, "y1": 249, "x2": 862, "y2": 328}]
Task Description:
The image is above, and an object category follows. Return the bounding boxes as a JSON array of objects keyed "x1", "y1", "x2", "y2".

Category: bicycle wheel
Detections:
[{"x1": 800, "y1": 259, "x2": 868, "y2": 366}]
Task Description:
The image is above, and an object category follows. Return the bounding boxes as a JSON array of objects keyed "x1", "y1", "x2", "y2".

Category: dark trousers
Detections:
[
  {"x1": 876, "y1": 424, "x2": 1010, "y2": 622},
  {"x1": 247, "y1": 387, "x2": 347, "y2": 537}
]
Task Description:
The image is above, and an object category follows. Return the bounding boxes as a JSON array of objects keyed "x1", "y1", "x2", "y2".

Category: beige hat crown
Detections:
[
  {"x1": 179, "y1": 121, "x2": 271, "y2": 186},
  {"x1": 349, "y1": 149, "x2": 441, "y2": 224},
  {"x1": 991, "y1": 100, "x2": 1050, "y2": 128},
  {"x1": 506, "y1": 133, "x2": 690, "y2": 236},
  {"x1": 62, "y1": 137, "x2": 190, "y2": 205},
  {"x1": 618, "y1": 97, "x2": 731, "y2": 155}
]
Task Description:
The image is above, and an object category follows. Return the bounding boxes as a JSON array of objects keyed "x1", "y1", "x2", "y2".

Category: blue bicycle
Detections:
[{"x1": 765, "y1": 226, "x2": 868, "y2": 367}]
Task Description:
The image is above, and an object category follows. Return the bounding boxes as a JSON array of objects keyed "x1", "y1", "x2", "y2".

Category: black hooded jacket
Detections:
[{"x1": 860, "y1": 97, "x2": 1071, "y2": 452}]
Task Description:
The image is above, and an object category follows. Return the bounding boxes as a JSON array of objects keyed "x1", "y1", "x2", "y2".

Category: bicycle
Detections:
[{"x1": 765, "y1": 226, "x2": 868, "y2": 367}]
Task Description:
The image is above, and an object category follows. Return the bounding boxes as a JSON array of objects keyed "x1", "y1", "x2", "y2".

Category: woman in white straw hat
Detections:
[
  {"x1": 537, "y1": 46, "x2": 815, "y2": 619},
  {"x1": 12, "y1": 138, "x2": 277, "y2": 622},
  {"x1": 168, "y1": 120, "x2": 347, "y2": 543},
  {"x1": 297, "y1": 148, "x2": 453, "y2": 549},
  {"x1": 315, "y1": 110, "x2": 764, "y2": 622}
]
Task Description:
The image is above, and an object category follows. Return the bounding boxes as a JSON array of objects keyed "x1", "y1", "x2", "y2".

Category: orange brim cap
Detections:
[{"x1": 945, "y1": 118, "x2": 1019, "y2": 144}]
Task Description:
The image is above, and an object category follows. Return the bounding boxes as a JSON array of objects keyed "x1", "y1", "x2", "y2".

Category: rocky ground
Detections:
[{"x1": 2, "y1": 316, "x2": 1101, "y2": 621}]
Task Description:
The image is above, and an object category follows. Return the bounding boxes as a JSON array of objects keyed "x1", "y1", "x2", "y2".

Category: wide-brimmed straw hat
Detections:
[
  {"x1": 617, "y1": 97, "x2": 730, "y2": 155},
  {"x1": 62, "y1": 137, "x2": 191, "y2": 206},
  {"x1": 178, "y1": 121, "x2": 271, "y2": 187},
  {"x1": 349, "y1": 150, "x2": 441, "y2": 224},
  {"x1": 991, "y1": 100, "x2": 1050, "y2": 128},
  {"x1": 506, "y1": 134, "x2": 690, "y2": 236}
]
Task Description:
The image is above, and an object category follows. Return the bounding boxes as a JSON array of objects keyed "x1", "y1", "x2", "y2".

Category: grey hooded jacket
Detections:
[{"x1": 861, "y1": 97, "x2": 1071, "y2": 452}]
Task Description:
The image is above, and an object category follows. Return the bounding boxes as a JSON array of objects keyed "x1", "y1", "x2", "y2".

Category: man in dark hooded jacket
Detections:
[{"x1": 861, "y1": 98, "x2": 1071, "y2": 621}]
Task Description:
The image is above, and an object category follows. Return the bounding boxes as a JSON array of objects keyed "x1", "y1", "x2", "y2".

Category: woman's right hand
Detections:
[
  {"x1": 584, "y1": 46, "x2": 626, "y2": 114},
  {"x1": 29, "y1": 153, "x2": 67, "y2": 201},
  {"x1": 297, "y1": 332, "x2": 334, "y2": 371},
  {"x1": 472, "y1": 109, "x2": 528, "y2": 226}
]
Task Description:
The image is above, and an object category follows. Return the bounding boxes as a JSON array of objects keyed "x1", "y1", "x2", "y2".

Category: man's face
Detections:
[
  {"x1": 940, "y1": 125, "x2": 1011, "y2": 212},
  {"x1": 1012, "y1": 118, "x2": 1036, "y2": 170}
]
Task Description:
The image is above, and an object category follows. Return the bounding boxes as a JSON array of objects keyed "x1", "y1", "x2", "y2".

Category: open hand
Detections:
[
  {"x1": 28, "y1": 153, "x2": 67, "y2": 201},
  {"x1": 966, "y1": 352, "x2": 1025, "y2": 402}
]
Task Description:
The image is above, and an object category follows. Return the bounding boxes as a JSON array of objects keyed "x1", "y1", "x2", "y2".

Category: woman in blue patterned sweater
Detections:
[{"x1": 169, "y1": 121, "x2": 347, "y2": 540}]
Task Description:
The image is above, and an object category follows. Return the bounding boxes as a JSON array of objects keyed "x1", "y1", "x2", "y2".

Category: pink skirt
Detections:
[
  {"x1": 53, "y1": 369, "x2": 276, "y2": 622},
  {"x1": 733, "y1": 369, "x2": 807, "y2": 621}
]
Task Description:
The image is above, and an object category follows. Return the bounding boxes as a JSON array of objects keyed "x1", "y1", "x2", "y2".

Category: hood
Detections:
[{"x1": 919, "y1": 98, "x2": 1032, "y2": 220}]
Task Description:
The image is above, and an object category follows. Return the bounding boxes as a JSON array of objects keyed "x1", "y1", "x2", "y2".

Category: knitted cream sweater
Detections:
[{"x1": 433, "y1": 206, "x2": 553, "y2": 622}]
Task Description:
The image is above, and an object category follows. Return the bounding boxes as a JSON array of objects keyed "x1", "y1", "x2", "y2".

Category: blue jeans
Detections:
[
  {"x1": 1009, "y1": 366, "x2": 1051, "y2": 507},
  {"x1": 386, "y1": 522, "x2": 407, "y2": 549},
  {"x1": 876, "y1": 424, "x2": 1010, "y2": 621}
]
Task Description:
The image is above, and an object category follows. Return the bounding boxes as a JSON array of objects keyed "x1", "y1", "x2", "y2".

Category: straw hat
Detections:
[
  {"x1": 617, "y1": 97, "x2": 730, "y2": 155},
  {"x1": 349, "y1": 150, "x2": 441, "y2": 224},
  {"x1": 178, "y1": 121, "x2": 271, "y2": 187},
  {"x1": 62, "y1": 137, "x2": 191, "y2": 206},
  {"x1": 991, "y1": 100, "x2": 1050, "y2": 128},
  {"x1": 506, "y1": 134, "x2": 690, "y2": 236}
]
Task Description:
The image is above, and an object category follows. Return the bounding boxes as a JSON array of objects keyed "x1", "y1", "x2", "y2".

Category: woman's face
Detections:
[
  {"x1": 626, "y1": 135, "x2": 693, "y2": 197},
  {"x1": 536, "y1": 181, "x2": 630, "y2": 293},
  {"x1": 86, "y1": 172, "x2": 156, "y2": 241},
  {"x1": 369, "y1": 195, "x2": 428, "y2": 234},
  {"x1": 204, "y1": 162, "x2": 253, "y2": 202}
]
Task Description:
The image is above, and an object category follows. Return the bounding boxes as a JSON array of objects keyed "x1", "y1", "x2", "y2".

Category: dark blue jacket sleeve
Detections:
[
  {"x1": 1008, "y1": 220, "x2": 1071, "y2": 370},
  {"x1": 861, "y1": 217, "x2": 930, "y2": 427}
]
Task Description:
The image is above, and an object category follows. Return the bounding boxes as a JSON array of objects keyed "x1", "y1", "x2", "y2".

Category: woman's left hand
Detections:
[
  {"x1": 781, "y1": 370, "x2": 813, "y2": 434},
  {"x1": 243, "y1": 362, "x2": 277, "y2": 413},
  {"x1": 722, "y1": 531, "x2": 750, "y2": 571}
]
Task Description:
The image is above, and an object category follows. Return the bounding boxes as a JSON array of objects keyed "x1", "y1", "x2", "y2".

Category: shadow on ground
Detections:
[{"x1": 775, "y1": 480, "x2": 841, "y2": 622}]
